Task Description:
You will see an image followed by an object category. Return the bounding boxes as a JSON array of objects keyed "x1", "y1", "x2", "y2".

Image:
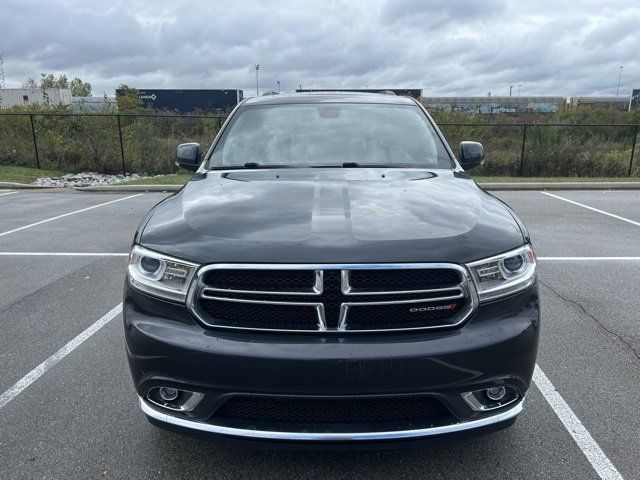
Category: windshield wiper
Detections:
[
  {"x1": 336, "y1": 162, "x2": 419, "y2": 169},
  {"x1": 210, "y1": 163, "x2": 300, "y2": 170}
]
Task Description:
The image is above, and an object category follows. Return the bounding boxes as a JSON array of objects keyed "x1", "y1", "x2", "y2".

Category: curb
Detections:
[
  {"x1": 0, "y1": 182, "x2": 56, "y2": 189},
  {"x1": 5, "y1": 182, "x2": 640, "y2": 193},
  {"x1": 479, "y1": 182, "x2": 640, "y2": 190},
  {"x1": 74, "y1": 185, "x2": 182, "y2": 192},
  {"x1": 76, "y1": 182, "x2": 640, "y2": 192}
]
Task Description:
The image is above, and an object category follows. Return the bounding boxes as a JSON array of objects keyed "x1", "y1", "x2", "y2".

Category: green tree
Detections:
[
  {"x1": 22, "y1": 73, "x2": 92, "y2": 97},
  {"x1": 70, "y1": 77, "x2": 92, "y2": 96},
  {"x1": 40, "y1": 73, "x2": 69, "y2": 89},
  {"x1": 116, "y1": 83, "x2": 144, "y2": 112}
]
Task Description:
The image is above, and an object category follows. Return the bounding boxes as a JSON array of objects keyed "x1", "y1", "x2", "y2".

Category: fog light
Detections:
[
  {"x1": 486, "y1": 386, "x2": 506, "y2": 401},
  {"x1": 158, "y1": 387, "x2": 179, "y2": 402},
  {"x1": 462, "y1": 386, "x2": 519, "y2": 411},
  {"x1": 146, "y1": 387, "x2": 205, "y2": 412}
]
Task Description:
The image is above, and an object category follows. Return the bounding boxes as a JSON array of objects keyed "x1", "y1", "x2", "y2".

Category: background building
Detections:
[
  {"x1": 296, "y1": 88, "x2": 422, "y2": 99},
  {"x1": 569, "y1": 96, "x2": 630, "y2": 111},
  {"x1": 0, "y1": 88, "x2": 72, "y2": 109},
  {"x1": 116, "y1": 89, "x2": 243, "y2": 113},
  {"x1": 421, "y1": 96, "x2": 566, "y2": 114},
  {"x1": 71, "y1": 96, "x2": 117, "y2": 112}
]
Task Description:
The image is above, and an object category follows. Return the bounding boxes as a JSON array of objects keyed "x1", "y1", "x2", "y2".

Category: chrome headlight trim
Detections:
[
  {"x1": 466, "y1": 245, "x2": 537, "y2": 302},
  {"x1": 127, "y1": 245, "x2": 200, "y2": 302}
]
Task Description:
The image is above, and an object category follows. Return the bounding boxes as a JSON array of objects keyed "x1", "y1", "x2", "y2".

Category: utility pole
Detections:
[
  {"x1": 616, "y1": 66, "x2": 623, "y2": 96},
  {"x1": 255, "y1": 64, "x2": 260, "y2": 97}
]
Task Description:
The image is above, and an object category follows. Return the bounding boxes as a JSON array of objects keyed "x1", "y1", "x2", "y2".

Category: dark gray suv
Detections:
[{"x1": 124, "y1": 92, "x2": 539, "y2": 446}]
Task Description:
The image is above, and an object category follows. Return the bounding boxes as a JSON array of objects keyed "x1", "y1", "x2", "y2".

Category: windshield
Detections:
[{"x1": 207, "y1": 103, "x2": 453, "y2": 169}]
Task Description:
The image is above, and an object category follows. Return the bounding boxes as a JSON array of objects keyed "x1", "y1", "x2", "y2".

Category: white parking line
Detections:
[
  {"x1": 0, "y1": 252, "x2": 128, "y2": 257},
  {"x1": 541, "y1": 192, "x2": 640, "y2": 228},
  {"x1": 0, "y1": 191, "x2": 17, "y2": 197},
  {"x1": 0, "y1": 304, "x2": 122, "y2": 410},
  {"x1": 533, "y1": 365, "x2": 623, "y2": 480},
  {"x1": 0, "y1": 193, "x2": 143, "y2": 238}
]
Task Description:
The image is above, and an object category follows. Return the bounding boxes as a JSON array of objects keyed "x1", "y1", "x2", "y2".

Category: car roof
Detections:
[{"x1": 243, "y1": 92, "x2": 418, "y2": 106}]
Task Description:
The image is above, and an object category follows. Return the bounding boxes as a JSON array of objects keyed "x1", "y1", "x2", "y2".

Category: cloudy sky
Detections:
[{"x1": 1, "y1": 0, "x2": 638, "y2": 98}]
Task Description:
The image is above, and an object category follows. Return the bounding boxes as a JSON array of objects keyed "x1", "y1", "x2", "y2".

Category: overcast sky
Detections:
[{"x1": 1, "y1": 0, "x2": 638, "y2": 98}]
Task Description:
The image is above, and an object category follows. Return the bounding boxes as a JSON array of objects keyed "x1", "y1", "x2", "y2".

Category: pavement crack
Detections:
[{"x1": 539, "y1": 279, "x2": 640, "y2": 363}]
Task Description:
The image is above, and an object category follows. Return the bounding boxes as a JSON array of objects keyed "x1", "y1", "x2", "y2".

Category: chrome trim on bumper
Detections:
[{"x1": 139, "y1": 397, "x2": 523, "y2": 442}]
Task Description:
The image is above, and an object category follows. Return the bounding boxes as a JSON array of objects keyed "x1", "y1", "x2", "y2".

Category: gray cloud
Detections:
[{"x1": 0, "y1": 0, "x2": 638, "y2": 97}]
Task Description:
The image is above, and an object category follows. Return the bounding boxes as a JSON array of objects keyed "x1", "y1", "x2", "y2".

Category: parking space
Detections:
[{"x1": 0, "y1": 189, "x2": 638, "y2": 479}]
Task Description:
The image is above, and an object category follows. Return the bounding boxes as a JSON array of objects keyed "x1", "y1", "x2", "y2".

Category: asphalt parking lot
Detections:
[{"x1": 0, "y1": 187, "x2": 638, "y2": 479}]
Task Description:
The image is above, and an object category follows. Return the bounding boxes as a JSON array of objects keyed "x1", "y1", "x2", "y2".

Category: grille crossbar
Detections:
[{"x1": 188, "y1": 264, "x2": 478, "y2": 333}]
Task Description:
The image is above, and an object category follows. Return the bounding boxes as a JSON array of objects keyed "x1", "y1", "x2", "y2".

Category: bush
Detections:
[
  {"x1": 0, "y1": 106, "x2": 638, "y2": 177},
  {"x1": 0, "y1": 111, "x2": 224, "y2": 175}
]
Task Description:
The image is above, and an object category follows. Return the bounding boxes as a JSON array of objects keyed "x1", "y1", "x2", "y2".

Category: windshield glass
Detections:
[{"x1": 207, "y1": 103, "x2": 453, "y2": 168}]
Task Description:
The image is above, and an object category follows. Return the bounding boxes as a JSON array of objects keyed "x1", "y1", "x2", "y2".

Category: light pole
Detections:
[
  {"x1": 277, "y1": 80, "x2": 280, "y2": 93},
  {"x1": 517, "y1": 84, "x2": 523, "y2": 97},
  {"x1": 255, "y1": 64, "x2": 260, "y2": 97},
  {"x1": 509, "y1": 85, "x2": 514, "y2": 97},
  {"x1": 616, "y1": 66, "x2": 623, "y2": 96}
]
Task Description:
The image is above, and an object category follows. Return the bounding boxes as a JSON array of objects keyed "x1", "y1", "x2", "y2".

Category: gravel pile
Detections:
[{"x1": 33, "y1": 172, "x2": 140, "y2": 188}]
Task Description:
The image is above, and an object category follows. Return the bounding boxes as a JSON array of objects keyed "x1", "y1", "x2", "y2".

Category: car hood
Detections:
[{"x1": 139, "y1": 169, "x2": 524, "y2": 264}]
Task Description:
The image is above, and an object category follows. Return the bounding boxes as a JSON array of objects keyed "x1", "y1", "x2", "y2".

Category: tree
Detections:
[
  {"x1": 40, "y1": 73, "x2": 68, "y2": 89},
  {"x1": 22, "y1": 77, "x2": 38, "y2": 88},
  {"x1": 70, "y1": 77, "x2": 92, "y2": 97},
  {"x1": 22, "y1": 73, "x2": 91, "y2": 95},
  {"x1": 116, "y1": 83, "x2": 144, "y2": 112}
]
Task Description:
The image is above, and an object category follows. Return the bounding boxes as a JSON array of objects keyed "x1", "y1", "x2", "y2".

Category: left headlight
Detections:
[
  {"x1": 466, "y1": 245, "x2": 537, "y2": 302},
  {"x1": 127, "y1": 245, "x2": 200, "y2": 302}
]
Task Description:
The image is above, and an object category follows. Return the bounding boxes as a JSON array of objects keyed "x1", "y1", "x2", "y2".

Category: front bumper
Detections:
[
  {"x1": 140, "y1": 395, "x2": 523, "y2": 442},
  {"x1": 124, "y1": 282, "x2": 539, "y2": 443}
]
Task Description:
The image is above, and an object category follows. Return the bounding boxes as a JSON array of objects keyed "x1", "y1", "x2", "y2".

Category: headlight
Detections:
[
  {"x1": 466, "y1": 245, "x2": 536, "y2": 302},
  {"x1": 128, "y1": 245, "x2": 199, "y2": 302}
]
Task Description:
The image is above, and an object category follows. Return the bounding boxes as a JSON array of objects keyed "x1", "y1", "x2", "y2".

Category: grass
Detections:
[
  {"x1": 473, "y1": 176, "x2": 640, "y2": 183},
  {"x1": 115, "y1": 174, "x2": 192, "y2": 185},
  {"x1": 0, "y1": 165, "x2": 66, "y2": 183}
]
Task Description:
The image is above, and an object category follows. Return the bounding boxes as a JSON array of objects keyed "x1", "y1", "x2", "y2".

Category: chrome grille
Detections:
[{"x1": 187, "y1": 264, "x2": 478, "y2": 333}]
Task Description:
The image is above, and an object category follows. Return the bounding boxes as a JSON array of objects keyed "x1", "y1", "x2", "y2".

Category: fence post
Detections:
[
  {"x1": 117, "y1": 115, "x2": 126, "y2": 176},
  {"x1": 29, "y1": 114, "x2": 41, "y2": 169},
  {"x1": 518, "y1": 124, "x2": 528, "y2": 177},
  {"x1": 629, "y1": 125, "x2": 639, "y2": 177}
]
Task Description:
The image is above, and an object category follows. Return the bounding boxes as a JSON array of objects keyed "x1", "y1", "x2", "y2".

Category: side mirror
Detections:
[
  {"x1": 175, "y1": 143, "x2": 201, "y2": 171},
  {"x1": 458, "y1": 141, "x2": 484, "y2": 171}
]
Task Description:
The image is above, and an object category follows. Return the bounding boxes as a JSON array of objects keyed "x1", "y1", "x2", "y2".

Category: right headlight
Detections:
[
  {"x1": 127, "y1": 245, "x2": 199, "y2": 302},
  {"x1": 466, "y1": 245, "x2": 537, "y2": 302}
]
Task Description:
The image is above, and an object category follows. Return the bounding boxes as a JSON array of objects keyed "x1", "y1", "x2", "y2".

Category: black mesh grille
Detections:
[
  {"x1": 349, "y1": 269, "x2": 461, "y2": 291},
  {"x1": 203, "y1": 269, "x2": 316, "y2": 292},
  {"x1": 213, "y1": 395, "x2": 452, "y2": 425},
  {"x1": 345, "y1": 299, "x2": 465, "y2": 331},
  {"x1": 199, "y1": 298, "x2": 319, "y2": 330},
  {"x1": 194, "y1": 266, "x2": 469, "y2": 332}
]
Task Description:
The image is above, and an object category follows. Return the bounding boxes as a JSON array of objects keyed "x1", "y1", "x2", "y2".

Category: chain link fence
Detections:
[
  {"x1": 1, "y1": 113, "x2": 639, "y2": 177},
  {"x1": 0, "y1": 113, "x2": 226, "y2": 175},
  {"x1": 439, "y1": 123, "x2": 640, "y2": 177}
]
